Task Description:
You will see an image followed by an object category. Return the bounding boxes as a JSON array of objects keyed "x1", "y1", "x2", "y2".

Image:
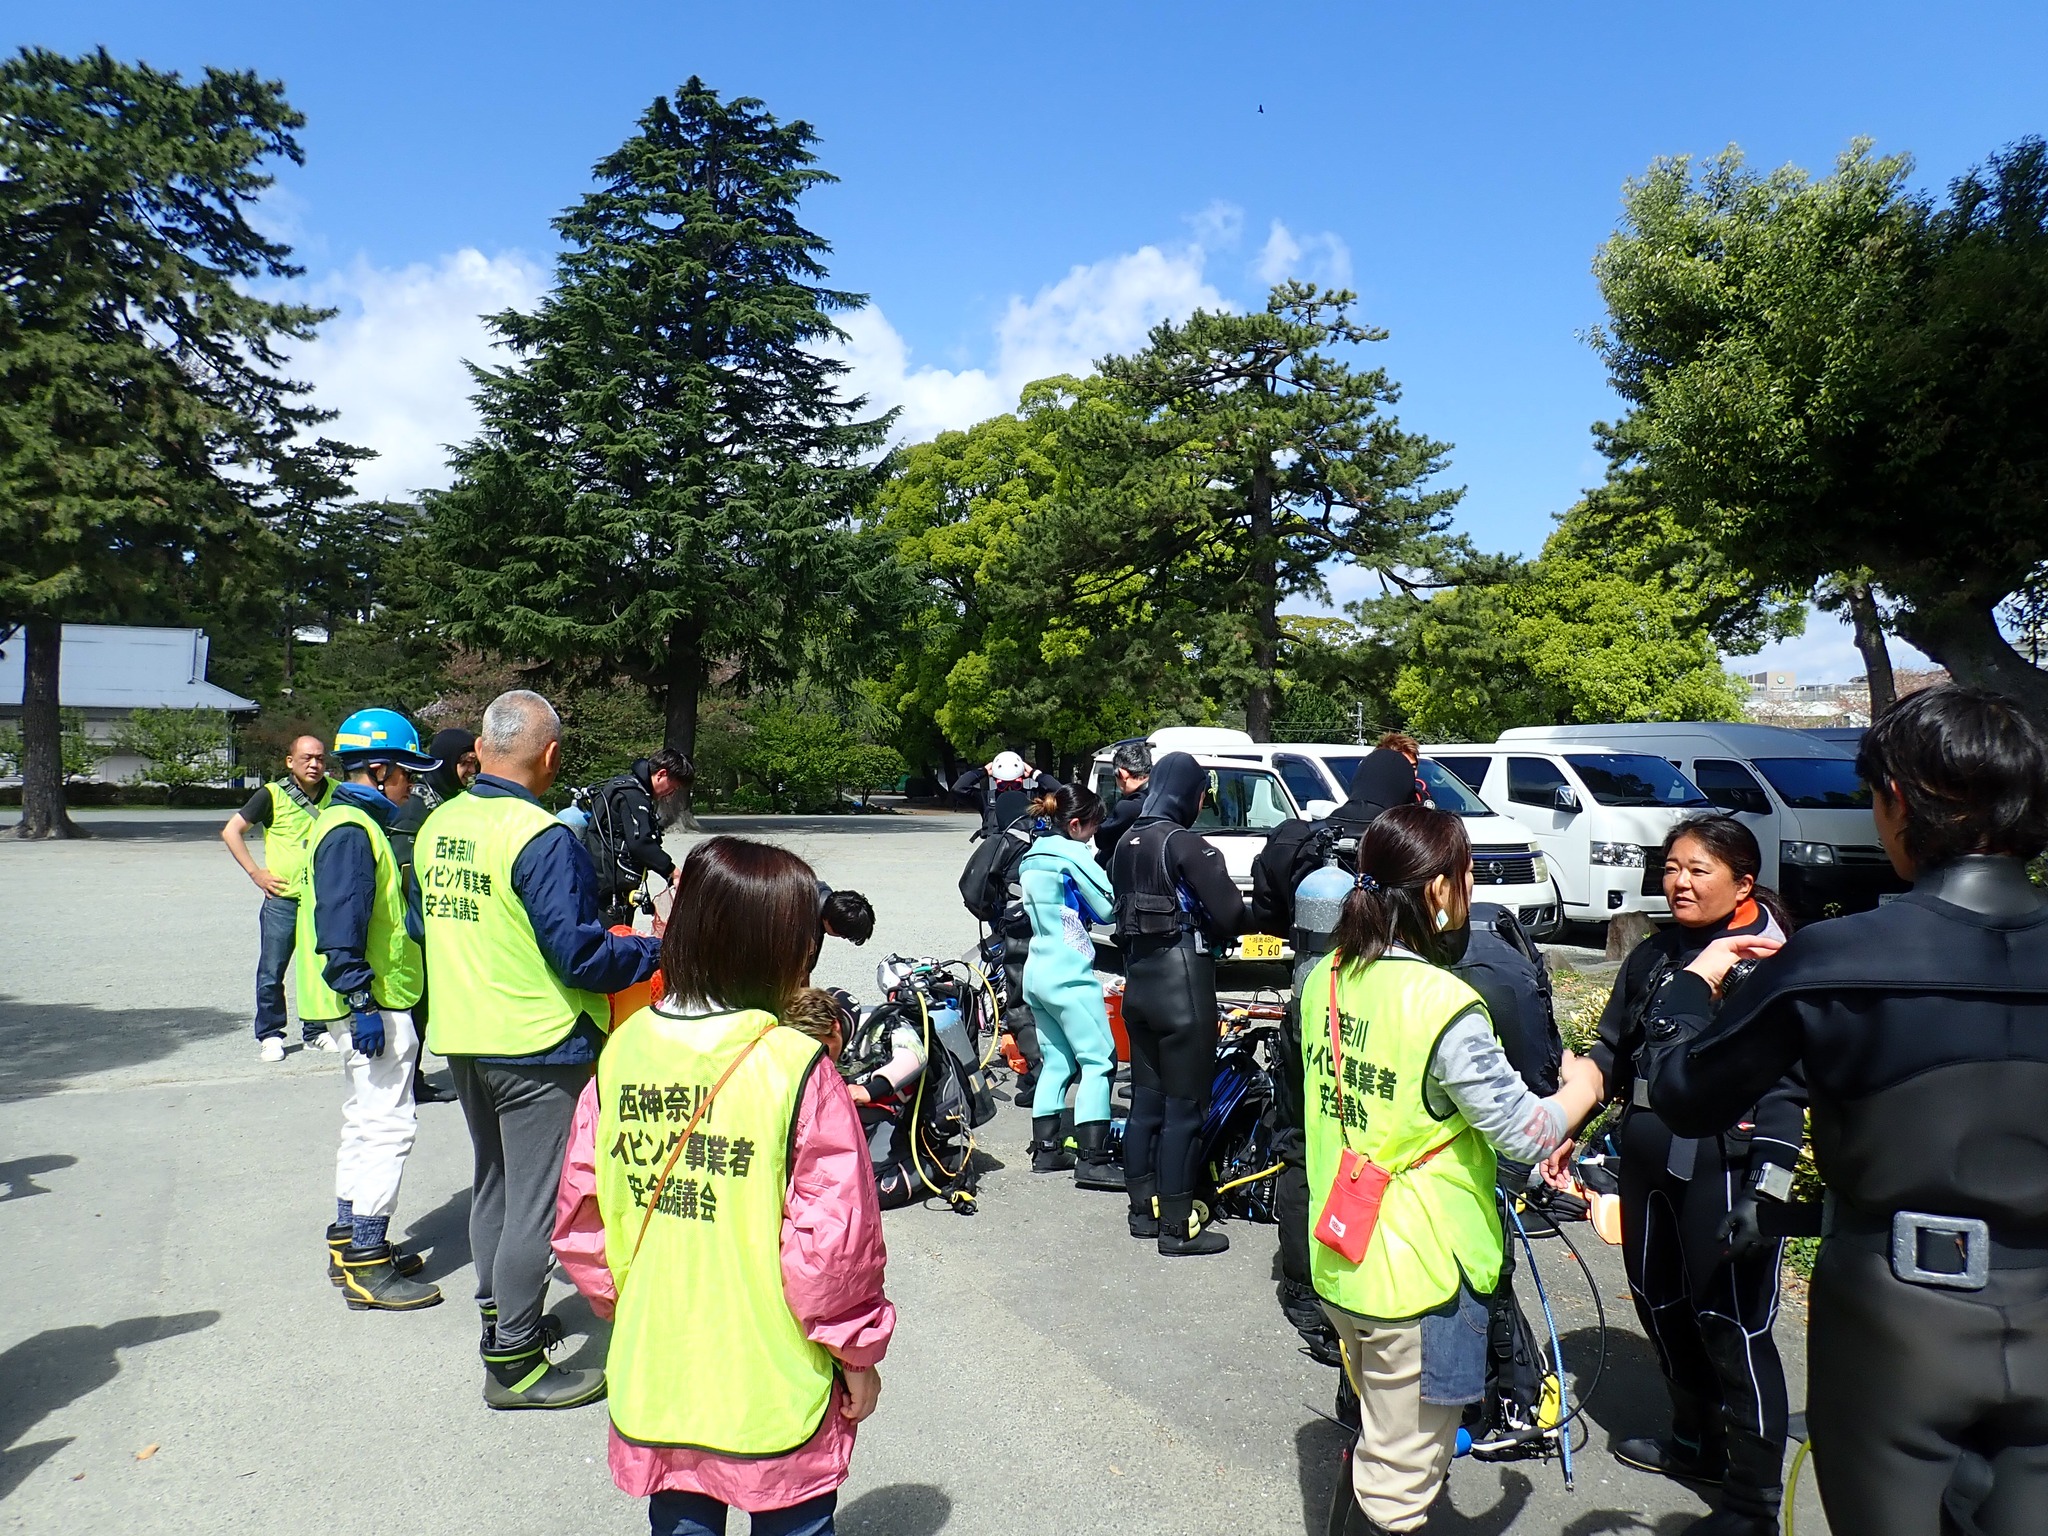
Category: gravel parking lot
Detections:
[{"x1": 0, "y1": 808, "x2": 1825, "y2": 1534}]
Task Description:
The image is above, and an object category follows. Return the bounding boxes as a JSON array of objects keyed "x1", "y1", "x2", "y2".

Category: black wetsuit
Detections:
[
  {"x1": 1109, "y1": 754, "x2": 1245, "y2": 1221},
  {"x1": 1599, "y1": 900, "x2": 1802, "y2": 1525},
  {"x1": 1643, "y1": 857, "x2": 2048, "y2": 1536}
]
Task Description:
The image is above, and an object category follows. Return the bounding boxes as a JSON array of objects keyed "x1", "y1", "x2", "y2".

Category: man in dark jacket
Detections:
[
  {"x1": 1093, "y1": 740, "x2": 1152, "y2": 863},
  {"x1": 951, "y1": 751, "x2": 1061, "y2": 838}
]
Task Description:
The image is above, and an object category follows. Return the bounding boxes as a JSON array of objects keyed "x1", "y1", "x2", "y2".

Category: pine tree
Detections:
[
  {"x1": 432, "y1": 78, "x2": 890, "y2": 788},
  {"x1": 0, "y1": 48, "x2": 340, "y2": 837}
]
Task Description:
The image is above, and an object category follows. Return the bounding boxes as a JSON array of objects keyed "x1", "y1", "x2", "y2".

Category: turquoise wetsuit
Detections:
[{"x1": 1018, "y1": 833, "x2": 1117, "y2": 1124}]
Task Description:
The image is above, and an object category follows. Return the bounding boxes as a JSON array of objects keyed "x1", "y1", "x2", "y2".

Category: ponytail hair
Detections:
[
  {"x1": 1032, "y1": 782, "x2": 1105, "y2": 834},
  {"x1": 1331, "y1": 804, "x2": 1473, "y2": 970},
  {"x1": 1661, "y1": 813, "x2": 1797, "y2": 934}
]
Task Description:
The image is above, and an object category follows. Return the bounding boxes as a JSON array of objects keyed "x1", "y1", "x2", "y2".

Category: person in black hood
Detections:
[
  {"x1": 387, "y1": 726, "x2": 481, "y2": 1106},
  {"x1": 1251, "y1": 749, "x2": 1422, "y2": 938},
  {"x1": 1109, "y1": 751, "x2": 1247, "y2": 1256},
  {"x1": 1638, "y1": 687, "x2": 2048, "y2": 1536}
]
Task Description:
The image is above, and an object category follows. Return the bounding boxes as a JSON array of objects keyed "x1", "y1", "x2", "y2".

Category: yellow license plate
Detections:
[{"x1": 1239, "y1": 933, "x2": 1284, "y2": 960}]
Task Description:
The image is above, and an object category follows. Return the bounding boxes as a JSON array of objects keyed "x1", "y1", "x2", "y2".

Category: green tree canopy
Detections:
[
  {"x1": 0, "y1": 47, "x2": 343, "y2": 835},
  {"x1": 430, "y1": 77, "x2": 891, "y2": 784},
  {"x1": 1593, "y1": 137, "x2": 2048, "y2": 721}
]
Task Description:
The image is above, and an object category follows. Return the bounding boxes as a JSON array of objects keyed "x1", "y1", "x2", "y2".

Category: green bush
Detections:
[{"x1": 115, "y1": 708, "x2": 235, "y2": 788}]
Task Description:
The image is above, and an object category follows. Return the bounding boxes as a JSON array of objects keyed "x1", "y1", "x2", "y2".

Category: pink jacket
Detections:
[{"x1": 552, "y1": 1050, "x2": 894, "y2": 1511}]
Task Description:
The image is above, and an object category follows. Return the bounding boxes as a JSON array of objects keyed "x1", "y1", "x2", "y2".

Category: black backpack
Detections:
[
  {"x1": 959, "y1": 822, "x2": 1034, "y2": 922},
  {"x1": 567, "y1": 776, "x2": 639, "y2": 899}
]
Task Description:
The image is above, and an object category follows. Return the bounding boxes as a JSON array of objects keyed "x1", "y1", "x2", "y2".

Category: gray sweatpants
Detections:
[{"x1": 448, "y1": 1057, "x2": 590, "y2": 1353}]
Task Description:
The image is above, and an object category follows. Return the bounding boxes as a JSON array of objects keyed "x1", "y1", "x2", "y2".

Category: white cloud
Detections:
[
  {"x1": 290, "y1": 249, "x2": 548, "y2": 500},
  {"x1": 826, "y1": 239, "x2": 1229, "y2": 446},
  {"x1": 1253, "y1": 219, "x2": 1353, "y2": 289}
]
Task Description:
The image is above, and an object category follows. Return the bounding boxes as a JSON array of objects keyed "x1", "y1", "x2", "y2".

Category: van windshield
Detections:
[
  {"x1": 1564, "y1": 754, "x2": 1710, "y2": 808},
  {"x1": 1752, "y1": 757, "x2": 1871, "y2": 809}
]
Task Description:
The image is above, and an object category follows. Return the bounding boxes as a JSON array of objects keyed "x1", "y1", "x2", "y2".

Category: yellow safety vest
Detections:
[
  {"x1": 261, "y1": 777, "x2": 334, "y2": 896},
  {"x1": 1301, "y1": 952, "x2": 1505, "y2": 1321},
  {"x1": 597, "y1": 1005, "x2": 836, "y2": 1453},
  {"x1": 295, "y1": 800, "x2": 424, "y2": 1022},
  {"x1": 416, "y1": 789, "x2": 607, "y2": 1056}
]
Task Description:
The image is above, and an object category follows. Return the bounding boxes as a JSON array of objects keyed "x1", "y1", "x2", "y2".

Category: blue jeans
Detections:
[
  {"x1": 253, "y1": 894, "x2": 316, "y2": 1042},
  {"x1": 648, "y1": 1491, "x2": 835, "y2": 1536}
]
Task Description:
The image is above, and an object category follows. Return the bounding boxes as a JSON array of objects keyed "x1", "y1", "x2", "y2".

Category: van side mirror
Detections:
[
  {"x1": 1552, "y1": 785, "x2": 1580, "y2": 813},
  {"x1": 1303, "y1": 798, "x2": 1338, "y2": 820}
]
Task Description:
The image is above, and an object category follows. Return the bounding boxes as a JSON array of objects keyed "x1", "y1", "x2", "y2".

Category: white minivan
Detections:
[
  {"x1": 1493, "y1": 722, "x2": 1907, "y2": 921},
  {"x1": 1087, "y1": 728, "x2": 1296, "y2": 899},
  {"x1": 1424, "y1": 743, "x2": 1717, "y2": 926}
]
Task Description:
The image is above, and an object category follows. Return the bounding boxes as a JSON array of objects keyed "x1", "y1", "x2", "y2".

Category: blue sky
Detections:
[{"x1": 26, "y1": 3, "x2": 2048, "y2": 680}]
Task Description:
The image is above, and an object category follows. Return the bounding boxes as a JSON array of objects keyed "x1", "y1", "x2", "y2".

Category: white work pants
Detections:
[{"x1": 329, "y1": 1008, "x2": 420, "y2": 1220}]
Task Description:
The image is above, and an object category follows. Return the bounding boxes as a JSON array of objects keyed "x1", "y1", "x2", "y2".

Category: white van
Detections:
[
  {"x1": 1493, "y1": 722, "x2": 1907, "y2": 920},
  {"x1": 1085, "y1": 731, "x2": 1557, "y2": 939},
  {"x1": 1423, "y1": 743, "x2": 1716, "y2": 926}
]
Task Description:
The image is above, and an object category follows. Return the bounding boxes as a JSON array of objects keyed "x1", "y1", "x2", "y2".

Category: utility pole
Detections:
[{"x1": 1352, "y1": 701, "x2": 1366, "y2": 745}]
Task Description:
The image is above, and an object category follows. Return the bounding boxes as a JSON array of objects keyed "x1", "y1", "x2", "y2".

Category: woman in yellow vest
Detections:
[
  {"x1": 553, "y1": 836, "x2": 893, "y2": 1536},
  {"x1": 1301, "y1": 805, "x2": 1604, "y2": 1534}
]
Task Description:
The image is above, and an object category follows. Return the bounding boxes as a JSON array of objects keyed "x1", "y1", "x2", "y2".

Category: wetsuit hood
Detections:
[
  {"x1": 1139, "y1": 752, "x2": 1207, "y2": 827},
  {"x1": 1328, "y1": 749, "x2": 1420, "y2": 828},
  {"x1": 424, "y1": 728, "x2": 475, "y2": 802}
]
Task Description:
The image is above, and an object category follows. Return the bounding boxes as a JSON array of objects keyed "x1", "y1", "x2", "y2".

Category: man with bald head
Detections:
[
  {"x1": 416, "y1": 690, "x2": 659, "y2": 1410},
  {"x1": 222, "y1": 733, "x2": 339, "y2": 1062}
]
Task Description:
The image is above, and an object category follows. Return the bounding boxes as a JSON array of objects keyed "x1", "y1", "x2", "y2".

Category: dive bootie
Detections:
[
  {"x1": 326, "y1": 1223, "x2": 424, "y2": 1286},
  {"x1": 1613, "y1": 1433, "x2": 1725, "y2": 1484},
  {"x1": 1678, "y1": 1512, "x2": 1775, "y2": 1536},
  {"x1": 337, "y1": 1243, "x2": 444, "y2": 1311},
  {"x1": 1126, "y1": 1175, "x2": 1159, "y2": 1238},
  {"x1": 1072, "y1": 1120, "x2": 1125, "y2": 1191},
  {"x1": 481, "y1": 1337, "x2": 606, "y2": 1411},
  {"x1": 1029, "y1": 1114, "x2": 1076, "y2": 1172},
  {"x1": 1156, "y1": 1193, "x2": 1229, "y2": 1256},
  {"x1": 1691, "y1": 1427, "x2": 1783, "y2": 1535}
]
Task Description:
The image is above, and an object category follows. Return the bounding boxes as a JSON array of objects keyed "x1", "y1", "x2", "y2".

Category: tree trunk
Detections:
[
  {"x1": 663, "y1": 617, "x2": 705, "y2": 829},
  {"x1": 1892, "y1": 598, "x2": 2048, "y2": 730},
  {"x1": 1246, "y1": 464, "x2": 1279, "y2": 740},
  {"x1": 16, "y1": 618, "x2": 80, "y2": 839},
  {"x1": 1844, "y1": 580, "x2": 1897, "y2": 717}
]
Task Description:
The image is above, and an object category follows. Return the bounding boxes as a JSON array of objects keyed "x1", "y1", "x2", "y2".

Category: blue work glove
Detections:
[{"x1": 349, "y1": 1008, "x2": 386, "y2": 1059}]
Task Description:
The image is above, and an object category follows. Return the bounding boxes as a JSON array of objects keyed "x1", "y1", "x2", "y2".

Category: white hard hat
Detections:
[{"x1": 987, "y1": 751, "x2": 1029, "y2": 782}]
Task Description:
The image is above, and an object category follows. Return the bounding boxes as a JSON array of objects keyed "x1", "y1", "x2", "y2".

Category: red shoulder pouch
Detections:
[{"x1": 1314, "y1": 1146, "x2": 1394, "y2": 1263}]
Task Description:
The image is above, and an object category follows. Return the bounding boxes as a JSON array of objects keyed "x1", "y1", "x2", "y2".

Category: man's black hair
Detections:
[
  {"x1": 649, "y1": 747, "x2": 694, "y2": 783},
  {"x1": 822, "y1": 888, "x2": 876, "y2": 945},
  {"x1": 1856, "y1": 685, "x2": 2048, "y2": 867},
  {"x1": 1112, "y1": 741, "x2": 1152, "y2": 778}
]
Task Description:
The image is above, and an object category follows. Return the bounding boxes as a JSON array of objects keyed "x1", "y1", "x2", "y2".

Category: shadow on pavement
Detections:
[
  {"x1": 0, "y1": 1310, "x2": 219, "y2": 1500},
  {"x1": 838, "y1": 1482, "x2": 952, "y2": 1535},
  {"x1": 0, "y1": 1153, "x2": 77, "y2": 1202},
  {"x1": 545, "y1": 1289, "x2": 610, "y2": 1372},
  {"x1": 402, "y1": 1184, "x2": 473, "y2": 1282},
  {"x1": 1295, "y1": 1411, "x2": 1349, "y2": 1533},
  {"x1": 1562, "y1": 1323, "x2": 1672, "y2": 1451},
  {"x1": 0, "y1": 996, "x2": 243, "y2": 1101},
  {"x1": 1562, "y1": 1512, "x2": 1700, "y2": 1535}
]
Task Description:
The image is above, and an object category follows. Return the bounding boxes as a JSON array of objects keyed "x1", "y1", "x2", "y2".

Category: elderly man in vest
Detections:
[
  {"x1": 220, "y1": 734, "x2": 338, "y2": 1062},
  {"x1": 299, "y1": 709, "x2": 445, "y2": 1312},
  {"x1": 419, "y1": 690, "x2": 660, "y2": 1410}
]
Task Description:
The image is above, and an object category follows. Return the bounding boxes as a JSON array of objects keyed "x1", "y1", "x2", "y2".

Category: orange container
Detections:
[
  {"x1": 608, "y1": 923, "x2": 661, "y2": 1026},
  {"x1": 1104, "y1": 986, "x2": 1131, "y2": 1064}
]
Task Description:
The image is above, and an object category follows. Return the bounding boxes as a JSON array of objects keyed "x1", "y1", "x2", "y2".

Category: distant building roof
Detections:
[{"x1": 0, "y1": 624, "x2": 257, "y2": 713}]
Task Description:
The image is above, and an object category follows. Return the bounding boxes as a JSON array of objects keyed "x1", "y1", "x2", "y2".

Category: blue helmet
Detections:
[{"x1": 333, "y1": 708, "x2": 440, "y2": 773}]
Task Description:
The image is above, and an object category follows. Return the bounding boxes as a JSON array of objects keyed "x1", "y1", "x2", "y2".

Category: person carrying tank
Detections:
[
  {"x1": 299, "y1": 709, "x2": 445, "y2": 1312},
  {"x1": 1109, "y1": 751, "x2": 1247, "y2": 1256},
  {"x1": 1534, "y1": 814, "x2": 1799, "y2": 1536},
  {"x1": 1640, "y1": 686, "x2": 2048, "y2": 1536},
  {"x1": 1301, "y1": 805, "x2": 1604, "y2": 1535},
  {"x1": 1016, "y1": 784, "x2": 1123, "y2": 1190}
]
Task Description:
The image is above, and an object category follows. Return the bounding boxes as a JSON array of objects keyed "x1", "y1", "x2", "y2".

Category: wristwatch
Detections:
[{"x1": 347, "y1": 988, "x2": 377, "y2": 1016}]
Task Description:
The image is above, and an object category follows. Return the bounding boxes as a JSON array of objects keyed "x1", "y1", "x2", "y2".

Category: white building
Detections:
[{"x1": 0, "y1": 624, "x2": 258, "y2": 784}]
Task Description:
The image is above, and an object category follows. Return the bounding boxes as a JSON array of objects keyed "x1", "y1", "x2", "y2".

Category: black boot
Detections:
[
  {"x1": 1281, "y1": 1278, "x2": 1342, "y2": 1366},
  {"x1": 1073, "y1": 1121, "x2": 1125, "y2": 1190},
  {"x1": 337, "y1": 1243, "x2": 444, "y2": 1311},
  {"x1": 1157, "y1": 1193, "x2": 1228, "y2": 1256},
  {"x1": 481, "y1": 1335, "x2": 606, "y2": 1411},
  {"x1": 1126, "y1": 1174, "x2": 1159, "y2": 1239},
  {"x1": 1685, "y1": 1428, "x2": 1782, "y2": 1535},
  {"x1": 325, "y1": 1223, "x2": 425, "y2": 1287},
  {"x1": 1029, "y1": 1115, "x2": 1075, "y2": 1172},
  {"x1": 1614, "y1": 1431, "x2": 1725, "y2": 1484},
  {"x1": 412, "y1": 1067, "x2": 456, "y2": 1104}
]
